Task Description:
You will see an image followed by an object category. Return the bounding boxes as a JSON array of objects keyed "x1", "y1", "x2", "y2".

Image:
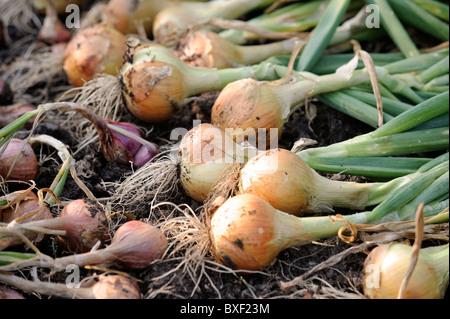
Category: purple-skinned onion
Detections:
[{"x1": 0, "y1": 139, "x2": 39, "y2": 182}]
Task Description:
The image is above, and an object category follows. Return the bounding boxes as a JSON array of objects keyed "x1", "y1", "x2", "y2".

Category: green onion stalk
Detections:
[
  {"x1": 365, "y1": 0, "x2": 421, "y2": 58},
  {"x1": 218, "y1": 0, "x2": 365, "y2": 45},
  {"x1": 298, "y1": 91, "x2": 449, "y2": 162},
  {"x1": 0, "y1": 251, "x2": 35, "y2": 266},
  {"x1": 409, "y1": 0, "x2": 449, "y2": 22},
  {"x1": 388, "y1": 0, "x2": 449, "y2": 42},
  {"x1": 236, "y1": 146, "x2": 448, "y2": 216}
]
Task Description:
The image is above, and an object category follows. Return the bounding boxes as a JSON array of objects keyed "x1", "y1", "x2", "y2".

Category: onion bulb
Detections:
[
  {"x1": 0, "y1": 138, "x2": 39, "y2": 182},
  {"x1": 36, "y1": 220, "x2": 169, "y2": 271},
  {"x1": 63, "y1": 23, "x2": 127, "y2": 87},
  {"x1": 56, "y1": 198, "x2": 110, "y2": 253},
  {"x1": 105, "y1": 120, "x2": 159, "y2": 167},
  {"x1": 210, "y1": 193, "x2": 367, "y2": 270},
  {"x1": 175, "y1": 30, "x2": 299, "y2": 69},
  {"x1": 103, "y1": 0, "x2": 170, "y2": 35},
  {"x1": 178, "y1": 123, "x2": 240, "y2": 202},
  {"x1": 0, "y1": 190, "x2": 53, "y2": 250},
  {"x1": 153, "y1": 0, "x2": 277, "y2": 47},
  {"x1": 237, "y1": 148, "x2": 374, "y2": 215},
  {"x1": 0, "y1": 286, "x2": 25, "y2": 299},
  {"x1": 89, "y1": 274, "x2": 141, "y2": 299},
  {"x1": 0, "y1": 273, "x2": 140, "y2": 299},
  {"x1": 363, "y1": 243, "x2": 449, "y2": 299},
  {"x1": 37, "y1": 0, "x2": 72, "y2": 44},
  {"x1": 211, "y1": 68, "x2": 371, "y2": 145},
  {"x1": 121, "y1": 43, "x2": 280, "y2": 123}
]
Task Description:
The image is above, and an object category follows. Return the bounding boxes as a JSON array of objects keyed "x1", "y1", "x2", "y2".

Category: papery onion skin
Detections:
[
  {"x1": 238, "y1": 149, "x2": 312, "y2": 215},
  {"x1": 0, "y1": 139, "x2": 39, "y2": 182},
  {"x1": 121, "y1": 45, "x2": 186, "y2": 123},
  {"x1": 363, "y1": 243, "x2": 449, "y2": 299},
  {"x1": 110, "y1": 220, "x2": 168, "y2": 269},
  {"x1": 237, "y1": 148, "x2": 372, "y2": 215},
  {"x1": 0, "y1": 191, "x2": 53, "y2": 250},
  {"x1": 178, "y1": 123, "x2": 237, "y2": 202},
  {"x1": 0, "y1": 286, "x2": 25, "y2": 299},
  {"x1": 57, "y1": 198, "x2": 110, "y2": 254},
  {"x1": 210, "y1": 194, "x2": 311, "y2": 270},
  {"x1": 90, "y1": 275, "x2": 141, "y2": 299},
  {"x1": 211, "y1": 78, "x2": 284, "y2": 147},
  {"x1": 175, "y1": 30, "x2": 243, "y2": 69},
  {"x1": 63, "y1": 23, "x2": 127, "y2": 87},
  {"x1": 104, "y1": 0, "x2": 165, "y2": 35}
]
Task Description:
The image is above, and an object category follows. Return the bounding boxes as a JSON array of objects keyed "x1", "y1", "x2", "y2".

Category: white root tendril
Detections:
[
  {"x1": 0, "y1": 0, "x2": 41, "y2": 44},
  {"x1": 110, "y1": 151, "x2": 180, "y2": 214},
  {"x1": 1, "y1": 45, "x2": 67, "y2": 104},
  {"x1": 56, "y1": 74, "x2": 124, "y2": 148}
]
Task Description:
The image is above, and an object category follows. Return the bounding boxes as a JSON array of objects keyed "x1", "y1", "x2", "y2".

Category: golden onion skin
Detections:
[
  {"x1": 211, "y1": 78, "x2": 284, "y2": 147},
  {"x1": 91, "y1": 275, "x2": 141, "y2": 299},
  {"x1": 121, "y1": 59, "x2": 186, "y2": 123},
  {"x1": 238, "y1": 148, "x2": 372, "y2": 215},
  {"x1": 210, "y1": 194, "x2": 280, "y2": 270},
  {"x1": 175, "y1": 30, "x2": 243, "y2": 69},
  {"x1": 363, "y1": 243, "x2": 449, "y2": 299},
  {"x1": 104, "y1": 0, "x2": 164, "y2": 35},
  {"x1": 153, "y1": 6, "x2": 199, "y2": 48},
  {"x1": 210, "y1": 194, "x2": 312, "y2": 270},
  {"x1": 63, "y1": 23, "x2": 127, "y2": 87},
  {"x1": 238, "y1": 149, "x2": 315, "y2": 215},
  {"x1": 178, "y1": 123, "x2": 236, "y2": 202}
]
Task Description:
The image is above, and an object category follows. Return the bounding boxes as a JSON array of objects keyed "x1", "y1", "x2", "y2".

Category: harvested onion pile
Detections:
[{"x1": 0, "y1": 0, "x2": 449, "y2": 301}]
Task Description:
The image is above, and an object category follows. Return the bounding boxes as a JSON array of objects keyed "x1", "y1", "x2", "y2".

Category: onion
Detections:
[
  {"x1": 105, "y1": 121, "x2": 159, "y2": 167},
  {"x1": 178, "y1": 123, "x2": 239, "y2": 202},
  {"x1": 363, "y1": 243, "x2": 449, "y2": 299},
  {"x1": 211, "y1": 78, "x2": 286, "y2": 146},
  {"x1": 0, "y1": 138, "x2": 39, "y2": 182},
  {"x1": 31, "y1": 220, "x2": 169, "y2": 271},
  {"x1": 37, "y1": 0, "x2": 72, "y2": 44},
  {"x1": 121, "y1": 43, "x2": 281, "y2": 123},
  {"x1": 211, "y1": 68, "x2": 372, "y2": 145},
  {"x1": 0, "y1": 190, "x2": 53, "y2": 250},
  {"x1": 0, "y1": 285, "x2": 25, "y2": 299},
  {"x1": 237, "y1": 148, "x2": 375, "y2": 215},
  {"x1": 0, "y1": 273, "x2": 140, "y2": 299},
  {"x1": 152, "y1": 0, "x2": 277, "y2": 47},
  {"x1": 89, "y1": 274, "x2": 141, "y2": 299},
  {"x1": 103, "y1": 0, "x2": 170, "y2": 35},
  {"x1": 63, "y1": 23, "x2": 127, "y2": 87},
  {"x1": 56, "y1": 198, "x2": 110, "y2": 254},
  {"x1": 175, "y1": 30, "x2": 299, "y2": 69},
  {"x1": 210, "y1": 193, "x2": 367, "y2": 270}
]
